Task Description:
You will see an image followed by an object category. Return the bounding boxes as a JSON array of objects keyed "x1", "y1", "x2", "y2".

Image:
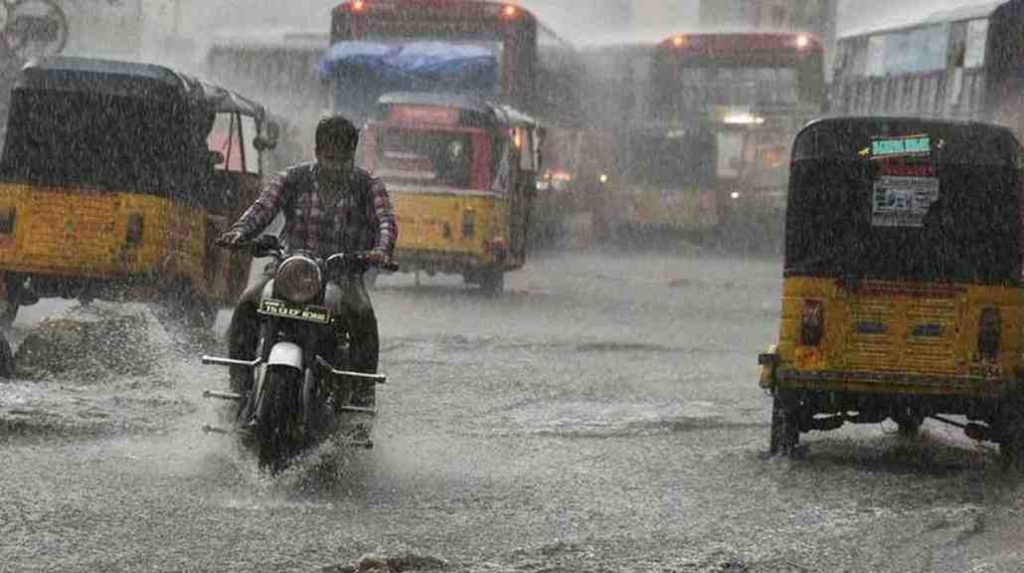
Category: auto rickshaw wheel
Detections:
[
  {"x1": 998, "y1": 431, "x2": 1024, "y2": 471},
  {"x1": 0, "y1": 331, "x2": 14, "y2": 378},
  {"x1": 0, "y1": 300, "x2": 18, "y2": 329},
  {"x1": 769, "y1": 391, "x2": 800, "y2": 456},
  {"x1": 996, "y1": 400, "x2": 1024, "y2": 471},
  {"x1": 480, "y1": 268, "x2": 504, "y2": 296}
]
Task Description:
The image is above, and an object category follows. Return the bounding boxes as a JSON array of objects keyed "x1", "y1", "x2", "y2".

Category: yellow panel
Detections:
[
  {"x1": 776, "y1": 276, "x2": 1024, "y2": 386},
  {"x1": 612, "y1": 187, "x2": 715, "y2": 229},
  {"x1": 392, "y1": 189, "x2": 505, "y2": 261},
  {"x1": 0, "y1": 184, "x2": 206, "y2": 287}
]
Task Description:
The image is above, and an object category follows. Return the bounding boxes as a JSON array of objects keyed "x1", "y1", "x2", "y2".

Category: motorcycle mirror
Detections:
[
  {"x1": 254, "y1": 121, "x2": 280, "y2": 151},
  {"x1": 252, "y1": 234, "x2": 281, "y2": 257},
  {"x1": 325, "y1": 253, "x2": 347, "y2": 276}
]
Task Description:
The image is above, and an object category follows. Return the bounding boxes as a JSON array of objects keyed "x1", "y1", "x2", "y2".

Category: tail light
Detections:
[
  {"x1": 462, "y1": 209, "x2": 476, "y2": 238},
  {"x1": 801, "y1": 300, "x2": 824, "y2": 346},
  {"x1": 0, "y1": 207, "x2": 15, "y2": 235},
  {"x1": 978, "y1": 308, "x2": 1001, "y2": 361},
  {"x1": 126, "y1": 214, "x2": 144, "y2": 247}
]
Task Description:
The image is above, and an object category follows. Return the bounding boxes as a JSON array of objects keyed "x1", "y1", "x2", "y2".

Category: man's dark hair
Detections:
[{"x1": 316, "y1": 115, "x2": 359, "y2": 153}]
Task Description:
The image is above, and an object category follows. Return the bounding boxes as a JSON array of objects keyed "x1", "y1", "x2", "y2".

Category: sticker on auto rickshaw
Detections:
[
  {"x1": 871, "y1": 175, "x2": 940, "y2": 227},
  {"x1": 258, "y1": 299, "x2": 331, "y2": 324},
  {"x1": 869, "y1": 134, "x2": 932, "y2": 157}
]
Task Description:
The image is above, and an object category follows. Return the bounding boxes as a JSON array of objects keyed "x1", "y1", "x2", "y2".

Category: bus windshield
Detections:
[
  {"x1": 369, "y1": 126, "x2": 496, "y2": 191},
  {"x1": 625, "y1": 129, "x2": 716, "y2": 189},
  {"x1": 678, "y1": 66, "x2": 799, "y2": 109},
  {"x1": 320, "y1": 41, "x2": 503, "y2": 119},
  {"x1": 648, "y1": 34, "x2": 826, "y2": 122}
]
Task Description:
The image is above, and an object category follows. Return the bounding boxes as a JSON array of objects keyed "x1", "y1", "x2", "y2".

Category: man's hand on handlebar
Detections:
[
  {"x1": 364, "y1": 249, "x2": 399, "y2": 272},
  {"x1": 363, "y1": 249, "x2": 387, "y2": 265},
  {"x1": 215, "y1": 231, "x2": 245, "y2": 248}
]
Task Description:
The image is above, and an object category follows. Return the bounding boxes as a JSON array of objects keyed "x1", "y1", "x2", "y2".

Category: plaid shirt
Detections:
[{"x1": 231, "y1": 162, "x2": 397, "y2": 258}]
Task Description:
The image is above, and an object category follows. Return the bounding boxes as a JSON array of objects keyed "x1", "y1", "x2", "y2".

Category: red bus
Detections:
[
  {"x1": 325, "y1": 0, "x2": 580, "y2": 124},
  {"x1": 653, "y1": 32, "x2": 826, "y2": 241}
]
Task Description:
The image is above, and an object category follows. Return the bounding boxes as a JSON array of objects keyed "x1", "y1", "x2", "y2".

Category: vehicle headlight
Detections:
[{"x1": 275, "y1": 256, "x2": 321, "y2": 303}]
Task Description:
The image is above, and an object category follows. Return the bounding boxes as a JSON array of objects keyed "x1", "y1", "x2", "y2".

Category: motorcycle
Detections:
[{"x1": 201, "y1": 234, "x2": 395, "y2": 470}]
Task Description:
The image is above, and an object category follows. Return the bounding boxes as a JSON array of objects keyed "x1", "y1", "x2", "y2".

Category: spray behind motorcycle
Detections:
[{"x1": 201, "y1": 234, "x2": 394, "y2": 472}]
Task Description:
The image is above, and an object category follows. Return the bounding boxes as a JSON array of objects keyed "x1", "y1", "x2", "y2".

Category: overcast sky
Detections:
[
  {"x1": 517, "y1": 0, "x2": 999, "y2": 43},
  {"x1": 177, "y1": 0, "x2": 1005, "y2": 47},
  {"x1": 837, "y1": 0, "x2": 996, "y2": 33}
]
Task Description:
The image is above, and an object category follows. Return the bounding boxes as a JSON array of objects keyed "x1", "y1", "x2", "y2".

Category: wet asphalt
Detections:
[{"x1": 1, "y1": 245, "x2": 1023, "y2": 572}]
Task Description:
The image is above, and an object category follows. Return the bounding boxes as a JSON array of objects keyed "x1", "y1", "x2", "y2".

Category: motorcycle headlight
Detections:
[{"x1": 275, "y1": 256, "x2": 322, "y2": 304}]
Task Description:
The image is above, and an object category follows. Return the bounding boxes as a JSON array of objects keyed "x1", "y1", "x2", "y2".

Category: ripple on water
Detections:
[
  {"x1": 497, "y1": 400, "x2": 760, "y2": 439},
  {"x1": 320, "y1": 552, "x2": 448, "y2": 573},
  {"x1": 0, "y1": 303, "x2": 213, "y2": 441}
]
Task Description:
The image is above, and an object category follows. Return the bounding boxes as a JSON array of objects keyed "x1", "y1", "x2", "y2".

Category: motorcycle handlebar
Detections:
[
  {"x1": 325, "y1": 252, "x2": 400, "y2": 274},
  {"x1": 218, "y1": 236, "x2": 399, "y2": 272}
]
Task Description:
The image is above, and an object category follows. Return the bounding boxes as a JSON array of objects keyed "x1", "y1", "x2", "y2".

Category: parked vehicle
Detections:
[
  {"x1": 0, "y1": 56, "x2": 278, "y2": 328},
  {"x1": 759, "y1": 116, "x2": 1024, "y2": 467}
]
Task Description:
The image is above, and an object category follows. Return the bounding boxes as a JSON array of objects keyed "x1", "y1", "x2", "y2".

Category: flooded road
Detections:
[{"x1": 2, "y1": 248, "x2": 1023, "y2": 572}]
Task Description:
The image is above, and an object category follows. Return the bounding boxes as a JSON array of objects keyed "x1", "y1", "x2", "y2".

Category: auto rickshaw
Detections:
[
  {"x1": 758, "y1": 117, "x2": 1024, "y2": 466},
  {"x1": 359, "y1": 92, "x2": 541, "y2": 295},
  {"x1": 0, "y1": 56, "x2": 277, "y2": 327}
]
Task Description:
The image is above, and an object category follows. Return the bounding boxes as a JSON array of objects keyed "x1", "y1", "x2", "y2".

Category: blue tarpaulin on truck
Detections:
[
  {"x1": 317, "y1": 41, "x2": 500, "y2": 120},
  {"x1": 317, "y1": 41, "x2": 499, "y2": 92}
]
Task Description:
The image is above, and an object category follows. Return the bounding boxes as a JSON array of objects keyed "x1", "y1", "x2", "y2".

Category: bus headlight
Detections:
[{"x1": 275, "y1": 256, "x2": 322, "y2": 304}]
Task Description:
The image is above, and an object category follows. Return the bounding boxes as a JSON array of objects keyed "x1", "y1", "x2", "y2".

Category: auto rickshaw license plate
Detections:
[{"x1": 258, "y1": 299, "x2": 331, "y2": 324}]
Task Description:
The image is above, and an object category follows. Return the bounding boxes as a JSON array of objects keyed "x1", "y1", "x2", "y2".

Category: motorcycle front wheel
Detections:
[{"x1": 254, "y1": 365, "x2": 303, "y2": 472}]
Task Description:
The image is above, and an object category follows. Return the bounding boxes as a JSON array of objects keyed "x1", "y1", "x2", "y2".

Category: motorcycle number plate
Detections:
[{"x1": 258, "y1": 299, "x2": 331, "y2": 324}]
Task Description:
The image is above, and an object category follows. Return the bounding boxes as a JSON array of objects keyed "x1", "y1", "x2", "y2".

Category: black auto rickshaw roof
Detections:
[
  {"x1": 792, "y1": 116, "x2": 1021, "y2": 167},
  {"x1": 17, "y1": 56, "x2": 267, "y2": 121},
  {"x1": 785, "y1": 115, "x2": 1023, "y2": 285}
]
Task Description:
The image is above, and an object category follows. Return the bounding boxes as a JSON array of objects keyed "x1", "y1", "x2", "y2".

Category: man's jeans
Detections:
[{"x1": 226, "y1": 270, "x2": 379, "y2": 405}]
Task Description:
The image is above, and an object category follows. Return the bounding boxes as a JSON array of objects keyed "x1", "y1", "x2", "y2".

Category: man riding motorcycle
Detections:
[{"x1": 216, "y1": 115, "x2": 397, "y2": 405}]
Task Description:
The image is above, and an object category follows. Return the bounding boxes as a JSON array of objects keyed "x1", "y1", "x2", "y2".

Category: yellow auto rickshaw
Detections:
[
  {"x1": 359, "y1": 92, "x2": 541, "y2": 295},
  {"x1": 0, "y1": 56, "x2": 277, "y2": 327},
  {"x1": 759, "y1": 117, "x2": 1024, "y2": 467}
]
